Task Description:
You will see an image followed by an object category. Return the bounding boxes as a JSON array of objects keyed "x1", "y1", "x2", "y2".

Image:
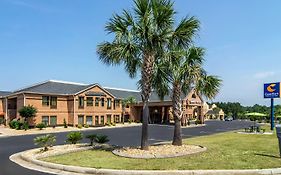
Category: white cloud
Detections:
[{"x1": 254, "y1": 71, "x2": 275, "y2": 79}]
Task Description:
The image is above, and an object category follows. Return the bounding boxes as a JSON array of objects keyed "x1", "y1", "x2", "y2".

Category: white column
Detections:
[{"x1": 5, "y1": 98, "x2": 8, "y2": 125}]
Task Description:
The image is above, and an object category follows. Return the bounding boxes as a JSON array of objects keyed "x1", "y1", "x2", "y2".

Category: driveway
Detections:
[{"x1": 0, "y1": 120, "x2": 253, "y2": 175}]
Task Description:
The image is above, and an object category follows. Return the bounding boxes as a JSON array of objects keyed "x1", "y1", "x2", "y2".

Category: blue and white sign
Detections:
[{"x1": 264, "y1": 82, "x2": 281, "y2": 98}]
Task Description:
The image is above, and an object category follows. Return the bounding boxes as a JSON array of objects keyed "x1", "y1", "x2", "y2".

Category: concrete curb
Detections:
[
  {"x1": 0, "y1": 123, "x2": 142, "y2": 138},
  {"x1": 10, "y1": 147, "x2": 281, "y2": 175}
]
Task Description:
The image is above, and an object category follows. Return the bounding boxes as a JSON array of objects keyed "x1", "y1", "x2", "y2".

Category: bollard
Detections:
[{"x1": 276, "y1": 125, "x2": 281, "y2": 158}]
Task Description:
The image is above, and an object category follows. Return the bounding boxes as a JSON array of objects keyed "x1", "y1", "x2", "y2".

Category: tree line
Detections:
[{"x1": 213, "y1": 102, "x2": 281, "y2": 120}]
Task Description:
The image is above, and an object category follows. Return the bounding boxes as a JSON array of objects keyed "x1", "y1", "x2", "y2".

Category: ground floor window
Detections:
[
  {"x1": 115, "y1": 115, "x2": 120, "y2": 123},
  {"x1": 100, "y1": 116, "x2": 104, "y2": 125},
  {"x1": 106, "y1": 114, "x2": 111, "y2": 124},
  {"x1": 86, "y1": 116, "x2": 93, "y2": 125},
  {"x1": 42, "y1": 116, "x2": 49, "y2": 126},
  {"x1": 50, "y1": 116, "x2": 57, "y2": 126},
  {"x1": 95, "y1": 116, "x2": 99, "y2": 125},
  {"x1": 0, "y1": 115, "x2": 4, "y2": 125},
  {"x1": 78, "y1": 115, "x2": 84, "y2": 125}
]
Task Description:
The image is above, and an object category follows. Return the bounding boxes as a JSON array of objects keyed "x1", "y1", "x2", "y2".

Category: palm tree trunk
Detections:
[
  {"x1": 172, "y1": 82, "x2": 183, "y2": 146},
  {"x1": 141, "y1": 53, "x2": 154, "y2": 150}
]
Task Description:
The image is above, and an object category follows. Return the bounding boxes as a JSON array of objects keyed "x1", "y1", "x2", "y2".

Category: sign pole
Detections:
[{"x1": 271, "y1": 98, "x2": 275, "y2": 131}]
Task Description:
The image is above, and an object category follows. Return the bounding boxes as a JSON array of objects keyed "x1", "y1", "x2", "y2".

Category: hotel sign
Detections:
[{"x1": 264, "y1": 82, "x2": 281, "y2": 98}]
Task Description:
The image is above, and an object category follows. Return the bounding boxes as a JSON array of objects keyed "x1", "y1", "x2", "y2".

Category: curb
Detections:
[
  {"x1": 0, "y1": 123, "x2": 142, "y2": 138},
  {"x1": 10, "y1": 148, "x2": 281, "y2": 175}
]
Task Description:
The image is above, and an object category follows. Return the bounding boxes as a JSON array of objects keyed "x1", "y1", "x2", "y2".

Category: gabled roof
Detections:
[
  {"x1": 4, "y1": 80, "x2": 192, "y2": 103},
  {"x1": 0, "y1": 91, "x2": 11, "y2": 97}
]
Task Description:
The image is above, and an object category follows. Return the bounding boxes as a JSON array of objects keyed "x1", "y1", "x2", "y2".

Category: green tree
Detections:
[
  {"x1": 153, "y1": 47, "x2": 221, "y2": 146},
  {"x1": 97, "y1": 0, "x2": 197, "y2": 150},
  {"x1": 18, "y1": 105, "x2": 37, "y2": 121},
  {"x1": 121, "y1": 96, "x2": 137, "y2": 122}
]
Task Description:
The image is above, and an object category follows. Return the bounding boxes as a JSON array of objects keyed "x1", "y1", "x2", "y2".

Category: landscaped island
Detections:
[{"x1": 41, "y1": 130, "x2": 281, "y2": 170}]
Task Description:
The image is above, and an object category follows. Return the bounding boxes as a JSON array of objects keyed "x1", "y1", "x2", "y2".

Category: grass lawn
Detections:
[{"x1": 42, "y1": 128, "x2": 281, "y2": 170}]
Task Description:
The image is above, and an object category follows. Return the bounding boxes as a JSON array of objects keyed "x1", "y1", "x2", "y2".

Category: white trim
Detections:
[
  {"x1": 49, "y1": 80, "x2": 88, "y2": 86},
  {"x1": 13, "y1": 80, "x2": 88, "y2": 93},
  {"x1": 75, "y1": 84, "x2": 116, "y2": 98},
  {"x1": 5, "y1": 98, "x2": 8, "y2": 124},
  {"x1": 104, "y1": 87, "x2": 140, "y2": 92}
]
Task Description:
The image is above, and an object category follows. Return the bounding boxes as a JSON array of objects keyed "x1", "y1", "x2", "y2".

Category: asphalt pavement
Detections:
[{"x1": 0, "y1": 120, "x2": 253, "y2": 175}]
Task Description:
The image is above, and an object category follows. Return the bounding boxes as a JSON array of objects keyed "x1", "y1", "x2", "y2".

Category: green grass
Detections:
[{"x1": 42, "y1": 129, "x2": 281, "y2": 170}]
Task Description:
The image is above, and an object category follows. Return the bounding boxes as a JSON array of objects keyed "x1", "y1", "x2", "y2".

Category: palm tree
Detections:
[
  {"x1": 153, "y1": 47, "x2": 221, "y2": 146},
  {"x1": 97, "y1": 0, "x2": 199, "y2": 150},
  {"x1": 122, "y1": 96, "x2": 137, "y2": 122}
]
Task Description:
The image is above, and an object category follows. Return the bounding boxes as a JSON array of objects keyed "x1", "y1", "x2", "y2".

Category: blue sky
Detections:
[{"x1": 1, "y1": 0, "x2": 281, "y2": 106}]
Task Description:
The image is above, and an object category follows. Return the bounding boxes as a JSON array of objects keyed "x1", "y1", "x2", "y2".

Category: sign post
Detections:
[{"x1": 264, "y1": 82, "x2": 280, "y2": 130}]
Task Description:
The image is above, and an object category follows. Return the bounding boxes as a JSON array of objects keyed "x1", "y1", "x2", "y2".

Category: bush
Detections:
[
  {"x1": 63, "y1": 118, "x2": 68, "y2": 128},
  {"x1": 106, "y1": 122, "x2": 111, "y2": 126},
  {"x1": 85, "y1": 134, "x2": 97, "y2": 146},
  {"x1": 15, "y1": 121, "x2": 24, "y2": 130},
  {"x1": 34, "y1": 134, "x2": 56, "y2": 151},
  {"x1": 111, "y1": 122, "x2": 116, "y2": 126},
  {"x1": 84, "y1": 124, "x2": 89, "y2": 128},
  {"x1": 195, "y1": 119, "x2": 202, "y2": 125},
  {"x1": 66, "y1": 132, "x2": 83, "y2": 144},
  {"x1": 36, "y1": 123, "x2": 46, "y2": 130},
  {"x1": 9, "y1": 120, "x2": 19, "y2": 129},
  {"x1": 95, "y1": 134, "x2": 109, "y2": 144},
  {"x1": 77, "y1": 124, "x2": 83, "y2": 129},
  {"x1": 23, "y1": 122, "x2": 29, "y2": 130},
  {"x1": 128, "y1": 119, "x2": 132, "y2": 124}
]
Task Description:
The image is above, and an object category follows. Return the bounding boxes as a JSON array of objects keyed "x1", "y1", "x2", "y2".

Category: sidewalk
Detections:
[{"x1": 0, "y1": 123, "x2": 141, "y2": 137}]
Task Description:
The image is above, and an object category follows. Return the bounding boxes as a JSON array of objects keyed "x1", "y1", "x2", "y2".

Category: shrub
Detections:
[
  {"x1": 66, "y1": 132, "x2": 83, "y2": 144},
  {"x1": 15, "y1": 121, "x2": 24, "y2": 130},
  {"x1": 36, "y1": 123, "x2": 46, "y2": 130},
  {"x1": 23, "y1": 122, "x2": 29, "y2": 130},
  {"x1": 187, "y1": 119, "x2": 191, "y2": 126},
  {"x1": 0, "y1": 118, "x2": 4, "y2": 125},
  {"x1": 195, "y1": 119, "x2": 201, "y2": 125},
  {"x1": 9, "y1": 120, "x2": 19, "y2": 129},
  {"x1": 77, "y1": 124, "x2": 83, "y2": 129},
  {"x1": 85, "y1": 134, "x2": 97, "y2": 146},
  {"x1": 63, "y1": 118, "x2": 68, "y2": 128},
  {"x1": 111, "y1": 122, "x2": 116, "y2": 126},
  {"x1": 106, "y1": 122, "x2": 111, "y2": 126},
  {"x1": 128, "y1": 119, "x2": 132, "y2": 124},
  {"x1": 34, "y1": 134, "x2": 56, "y2": 151},
  {"x1": 84, "y1": 124, "x2": 89, "y2": 128},
  {"x1": 95, "y1": 134, "x2": 109, "y2": 144}
]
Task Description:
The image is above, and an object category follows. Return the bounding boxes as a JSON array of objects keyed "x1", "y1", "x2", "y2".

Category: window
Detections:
[
  {"x1": 50, "y1": 96, "x2": 57, "y2": 108},
  {"x1": 115, "y1": 115, "x2": 120, "y2": 123},
  {"x1": 100, "y1": 116, "x2": 104, "y2": 125},
  {"x1": 107, "y1": 98, "x2": 111, "y2": 109},
  {"x1": 86, "y1": 116, "x2": 93, "y2": 125},
  {"x1": 78, "y1": 115, "x2": 84, "y2": 125},
  {"x1": 42, "y1": 116, "x2": 49, "y2": 126},
  {"x1": 86, "y1": 97, "x2": 93, "y2": 106},
  {"x1": 95, "y1": 116, "x2": 99, "y2": 125},
  {"x1": 114, "y1": 100, "x2": 120, "y2": 109},
  {"x1": 101, "y1": 98, "x2": 104, "y2": 107},
  {"x1": 95, "y1": 98, "x2": 99, "y2": 107},
  {"x1": 107, "y1": 114, "x2": 111, "y2": 123},
  {"x1": 50, "y1": 116, "x2": 57, "y2": 126},
  {"x1": 78, "y1": 97, "x2": 84, "y2": 108},
  {"x1": 42, "y1": 96, "x2": 49, "y2": 106}
]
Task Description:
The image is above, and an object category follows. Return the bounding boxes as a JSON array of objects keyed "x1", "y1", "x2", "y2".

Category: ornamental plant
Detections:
[
  {"x1": 66, "y1": 132, "x2": 83, "y2": 144},
  {"x1": 34, "y1": 134, "x2": 56, "y2": 151}
]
